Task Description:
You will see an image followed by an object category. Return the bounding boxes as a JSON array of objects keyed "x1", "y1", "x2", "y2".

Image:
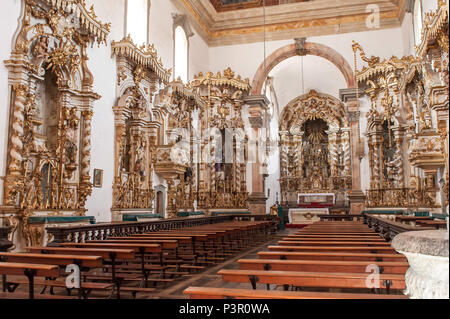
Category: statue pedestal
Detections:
[
  {"x1": 248, "y1": 192, "x2": 267, "y2": 215},
  {"x1": 392, "y1": 230, "x2": 449, "y2": 299},
  {"x1": 348, "y1": 190, "x2": 366, "y2": 214}
]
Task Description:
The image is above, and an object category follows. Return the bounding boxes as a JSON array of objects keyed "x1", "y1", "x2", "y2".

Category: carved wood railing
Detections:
[
  {"x1": 0, "y1": 227, "x2": 13, "y2": 252},
  {"x1": 363, "y1": 215, "x2": 434, "y2": 241},
  {"x1": 318, "y1": 214, "x2": 364, "y2": 222},
  {"x1": 366, "y1": 188, "x2": 437, "y2": 208},
  {"x1": 46, "y1": 215, "x2": 277, "y2": 245}
]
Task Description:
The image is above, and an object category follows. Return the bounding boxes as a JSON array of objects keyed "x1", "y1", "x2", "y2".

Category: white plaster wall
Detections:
[
  {"x1": 83, "y1": 0, "x2": 126, "y2": 222},
  {"x1": 149, "y1": 0, "x2": 210, "y2": 82},
  {"x1": 402, "y1": 12, "x2": 416, "y2": 56},
  {"x1": 358, "y1": 96, "x2": 372, "y2": 193},
  {"x1": 209, "y1": 27, "x2": 408, "y2": 88},
  {"x1": 0, "y1": 0, "x2": 22, "y2": 224},
  {"x1": 265, "y1": 109, "x2": 281, "y2": 213},
  {"x1": 268, "y1": 55, "x2": 346, "y2": 111},
  {"x1": 422, "y1": 0, "x2": 439, "y2": 14}
]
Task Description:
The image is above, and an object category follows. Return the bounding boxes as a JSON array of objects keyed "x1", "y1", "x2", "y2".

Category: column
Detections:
[
  {"x1": 244, "y1": 95, "x2": 270, "y2": 215},
  {"x1": 340, "y1": 88, "x2": 365, "y2": 214}
]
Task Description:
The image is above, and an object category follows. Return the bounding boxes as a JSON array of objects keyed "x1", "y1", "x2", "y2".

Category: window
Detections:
[
  {"x1": 126, "y1": 0, "x2": 149, "y2": 45},
  {"x1": 413, "y1": 0, "x2": 423, "y2": 45},
  {"x1": 174, "y1": 26, "x2": 188, "y2": 83}
]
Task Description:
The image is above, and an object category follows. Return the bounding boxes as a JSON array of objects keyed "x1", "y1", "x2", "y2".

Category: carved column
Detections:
[
  {"x1": 81, "y1": 110, "x2": 94, "y2": 183},
  {"x1": 340, "y1": 88, "x2": 365, "y2": 214},
  {"x1": 293, "y1": 133, "x2": 303, "y2": 180},
  {"x1": 392, "y1": 127, "x2": 406, "y2": 188},
  {"x1": 327, "y1": 130, "x2": 339, "y2": 177},
  {"x1": 3, "y1": 85, "x2": 28, "y2": 206},
  {"x1": 245, "y1": 95, "x2": 269, "y2": 215}
]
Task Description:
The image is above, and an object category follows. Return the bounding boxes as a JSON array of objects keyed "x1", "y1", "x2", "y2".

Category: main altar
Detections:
[{"x1": 288, "y1": 193, "x2": 334, "y2": 225}]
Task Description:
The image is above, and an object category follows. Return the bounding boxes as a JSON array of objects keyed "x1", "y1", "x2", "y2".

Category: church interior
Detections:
[{"x1": 0, "y1": 0, "x2": 448, "y2": 301}]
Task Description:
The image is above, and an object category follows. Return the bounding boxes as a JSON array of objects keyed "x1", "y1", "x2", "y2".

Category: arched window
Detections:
[
  {"x1": 413, "y1": 0, "x2": 423, "y2": 45},
  {"x1": 174, "y1": 26, "x2": 188, "y2": 83},
  {"x1": 126, "y1": 0, "x2": 149, "y2": 45}
]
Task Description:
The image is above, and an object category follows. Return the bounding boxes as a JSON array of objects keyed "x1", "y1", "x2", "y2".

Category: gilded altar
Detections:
[
  {"x1": 1, "y1": 0, "x2": 110, "y2": 250},
  {"x1": 279, "y1": 90, "x2": 352, "y2": 206}
]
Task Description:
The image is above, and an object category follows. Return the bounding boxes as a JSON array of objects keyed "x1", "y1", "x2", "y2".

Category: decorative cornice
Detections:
[
  {"x1": 353, "y1": 41, "x2": 421, "y2": 83},
  {"x1": 167, "y1": 81, "x2": 206, "y2": 109},
  {"x1": 38, "y1": 0, "x2": 111, "y2": 44},
  {"x1": 415, "y1": 0, "x2": 449, "y2": 58},
  {"x1": 174, "y1": 0, "x2": 407, "y2": 46},
  {"x1": 111, "y1": 36, "x2": 172, "y2": 84},
  {"x1": 191, "y1": 67, "x2": 250, "y2": 91}
]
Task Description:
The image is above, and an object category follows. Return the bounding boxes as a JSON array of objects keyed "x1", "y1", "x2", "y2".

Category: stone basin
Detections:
[{"x1": 392, "y1": 230, "x2": 449, "y2": 299}]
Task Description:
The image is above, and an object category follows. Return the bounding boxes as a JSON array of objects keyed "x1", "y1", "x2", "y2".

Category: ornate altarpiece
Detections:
[
  {"x1": 190, "y1": 68, "x2": 251, "y2": 211},
  {"x1": 0, "y1": 0, "x2": 110, "y2": 249},
  {"x1": 153, "y1": 81, "x2": 205, "y2": 217},
  {"x1": 279, "y1": 90, "x2": 352, "y2": 205},
  {"x1": 111, "y1": 36, "x2": 172, "y2": 221},
  {"x1": 353, "y1": 0, "x2": 448, "y2": 210}
]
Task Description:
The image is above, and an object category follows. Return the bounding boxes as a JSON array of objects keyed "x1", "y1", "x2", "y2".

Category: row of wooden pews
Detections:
[
  {"x1": 184, "y1": 221, "x2": 410, "y2": 299},
  {"x1": 0, "y1": 219, "x2": 273, "y2": 299}
]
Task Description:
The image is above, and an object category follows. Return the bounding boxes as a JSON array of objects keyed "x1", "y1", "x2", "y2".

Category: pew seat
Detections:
[
  {"x1": 0, "y1": 292, "x2": 76, "y2": 299},
  {"x1": 218, "y1": 269, "x2": 405, "y2": 291},
  {"x1": 237, "y1": 259, "x2": 409, "y2": 274},
  {"x1": 5, "y1": 278, "x2": 113, "y2": 298},
  {"x1": 183, "y1": 287, "x2": 409, "y2": 299}
]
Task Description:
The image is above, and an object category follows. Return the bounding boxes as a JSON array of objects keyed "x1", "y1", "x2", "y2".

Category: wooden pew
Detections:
[
  {"x1": 0, "y1": 252, "x2": 112, "y2": 299},
  {"x1": 0, "y1": 262, "x2": 59, "y2": 299},
  {"x1": 26, "y1": 246, "x2": 135, "y2": 299},
  {"x1": 217, "y1": 269, "x2": 405, "y2": 293},
  {"x1": 257, "y1": 251, "x2": 407, "y2": 262},
  {"x1": 282, "y1": 237, "x2": 386, "y2": 242},
  {"x1": 268, "y1": 245, "x2": 395, "y2": 253},
  {"x1": 277, "y1": 240, "x2": 391, "y2": 247},
  {"x1": 183, "y1": 287, "x2": 409, "y2": 299},
  {"x1": 59, "y1": 243, "x2": 167, "y2": 288},
  {"x1": 237, "y1": 259, "x2": 409, "y2": 274}
]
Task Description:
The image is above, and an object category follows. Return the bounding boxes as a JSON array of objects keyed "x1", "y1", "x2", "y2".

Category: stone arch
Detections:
[{"x1": 251, "y1": 42, "x2": 355, "y2": 95}]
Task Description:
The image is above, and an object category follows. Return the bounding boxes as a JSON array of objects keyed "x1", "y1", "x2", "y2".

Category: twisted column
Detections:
[
  {"x1": 81, "y1": 110, "x2": 93, "y2": 183},
  {"x1": 342, "y1": 130, "x2": 351, "y2": 176},
  {"x1": 327, "y1": 131, "x2": 338, "y2": 176},
  {"x1": 9, "y1": 84, "x2": 28, "y2": 174}
]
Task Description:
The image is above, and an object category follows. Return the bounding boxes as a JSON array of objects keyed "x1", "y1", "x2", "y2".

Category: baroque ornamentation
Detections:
[
  {"x1": 2, "y1": 0, "x2": 109, "y2": 213},
  {"x1": 279, "y1": 90, "x2": 352, "y2": 205},
  {"x1": 353, "y1": 2, "x2": 448, "y2": 209}
]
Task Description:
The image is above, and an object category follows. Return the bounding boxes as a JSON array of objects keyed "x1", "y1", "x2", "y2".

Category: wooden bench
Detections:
[
  {"x1": 257, "y1": 251, "x2": 407, "y2": 262},
  {"x1": 60, "y1": 243, "x2": 164, "y2": 288},
  {"x1": 26, "y1": 246, "x2": 134, "y2": 299},
  {"x1": 4, "y1": 278, "x2": 113, "y2": 299},
  {"x1": 0, "y1": 262, "x2": 60, "y2": 299},
  {"x1": 237, "y1": 259, "x2": 409, "y2": 274},
  {"x1": 282, "y1": 237, "x2": 386, "y2": 242},
  {"x1": 268, "y1": 245, "x2": 395, "y2": 253},
  {"x1": 183, "y1": 286, "x2": 408, "y2": 299},
  {"x1": 217, "y1": 269, "x2": 405, "y2": 293},
  {"x1": 0, "y1": 291, "x2": 76, "y2": 299},
  {"x1": 277, "y1": 240, "x2": 391, "y2": 247}
]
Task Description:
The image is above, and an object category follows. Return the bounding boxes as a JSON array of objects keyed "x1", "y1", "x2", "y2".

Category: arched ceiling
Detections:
[
  {"x1": 210, "y1": 0, "x2": 307, "y2": 12},
  {"x1": 172, "y1": 0, "x2": 407, "y2": 46}
]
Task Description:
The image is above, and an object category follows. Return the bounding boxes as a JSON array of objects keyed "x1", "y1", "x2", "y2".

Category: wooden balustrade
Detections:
[
  {"x1": 362, "y1": 215, "x2": 434, "y2": 241},
  {"x1": 45, "y1": 215, "x2": 277, "y2": 246},
  {"x1": 318, "y1": 215, "x2": 364, "y2": 222}
]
